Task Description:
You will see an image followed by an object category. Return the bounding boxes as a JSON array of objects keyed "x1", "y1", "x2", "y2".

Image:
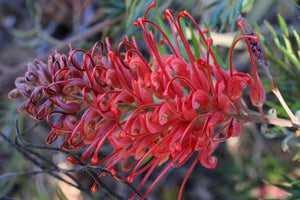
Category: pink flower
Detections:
[{"x1": 8, "y1": 2, "x2": 267, "y2": 199}]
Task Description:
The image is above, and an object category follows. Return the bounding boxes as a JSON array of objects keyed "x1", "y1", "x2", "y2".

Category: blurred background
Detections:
[{"x1": 0, "y1": 0, "x2": 300, "y2": 199}]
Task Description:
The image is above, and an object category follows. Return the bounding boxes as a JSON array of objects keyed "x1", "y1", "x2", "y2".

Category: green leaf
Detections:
[
  {"x1": 255, "y1": 24, "x2": 298, "y2": 80},
  {"x1": 264, "y1": 20, "x2": 277, "y2": 37},
  {"x1": 283, "y1": 174, "x2": 295, "y2": 183},
  {"x1": 278, "y1": 14, "x2": 289, "y2": 36},
  {"x1": 190, "y1": 25, "x2": 201, "y2": 59},
  {"x1": 279, "y1": 46, "x2": 300, "y2": 70},
  {"x1": 206, "y1": 0, "x2": 248, "y2": 32},
  {"x1": 125, "y1": 0, "x2": 139, "y2": 28},
  {"x1": 211, "y1": 43, "x2": 225, "y2": 68},
  {"x1": 282, "y1": 34, "x2": 294, "y2": 55},
  {"x1": 241, "y1": 0, "x2": 255, "y2": 13},
  {"x1": 293, "y1": 151, "x2": 300, "y2": 161},
  {"x1": 291, "y1": 180, "x2": 300, "y2": 189},
  {"x1": 220, "y1": 10, "x2": 230, "y2": 32},
  {"x1": 178, "y1": 18, "x2": 189, "y2": 60},
  {"x1": 254, "y1": 24, "x2": 298, "y2": 80},
  {"x1": 293, "y1": 28, "x2": 300, "y2": 48},
  {"x1": 230, "y1": 0, "x2": 243, "y2": 31},
  {"x1": 125, "y1": 0, "x2": 131, "y2": 10},
  {"x1": 265, "y1": 20, "x2": 300, "y2": 70},
  {"x1": 203, "y1": 0, "x2": 223, "y2": 10},
  {"x1": 225, "y1": 34, "x2": 238, "y2": 70},
  {"x1": 154, "y1": 17, "x2": 170, "y2": 55},
  {"x1": 272, "y1": 183, "x2": 294, "y2": 193},
  {"x1": 211, "y1": 5, "x2": 225, "y2": 29},
  {"x1": 204, "y1": 23, "x2": 225, "y2": 68},
  {"x1": 156, "y1": 17, "x2": 169, "y2": 35},
  {"x1": 141, "y1": 154, "x2": 153, "y2": 166},
  {"x1": 292, "y1": 28, "x2": 300, "y2": 56}
]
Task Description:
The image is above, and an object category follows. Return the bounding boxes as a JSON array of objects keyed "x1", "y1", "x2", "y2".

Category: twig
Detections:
[
  {"x1": 13, "y1": 115, "x2": 146, "y2": 199},
  {"x1": 14, "y1": 117, "x2": 127, "y2": 199},
  {"x1": 0, "y1": 131, "x2": 92, "y2": 196},
  {"x1": 0, "y1": 165, "x2": 108, "y2": 180},
  {"x1": 229, "y1": 113, "x2": 300, "y2": 129},
  {"x1": 15, "y1": 116, "x2": 82, "y2": 159}
]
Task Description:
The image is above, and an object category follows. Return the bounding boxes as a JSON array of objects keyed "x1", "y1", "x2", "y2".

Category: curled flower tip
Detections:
[
  {"x1": 25, "y1": 71, "x2": 38, "y2": 83},
  {"x1": 15, "y1": 77, "x2": 26, "y2": 88},
  {"x1": 200, "y1": 155, "x2": 217, "y2": 169},
  {"x1": 8, "y1": 88, "x2": 22, "y2": 99},
  {"x1": 22, "y1": 86, "x2": 33, "y2": 97}
]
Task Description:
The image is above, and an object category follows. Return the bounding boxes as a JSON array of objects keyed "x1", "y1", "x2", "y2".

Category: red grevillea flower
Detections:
[{"x1": 8, "y1": 2, "x2": 267, "y2": 199}]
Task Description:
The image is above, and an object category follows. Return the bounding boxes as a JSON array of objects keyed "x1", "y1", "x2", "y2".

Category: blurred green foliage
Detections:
[
  {"x1": 264, "y1": 174, "x2": 300, "y2": 200},
  {"x1": 255, "y1": 12, "x2": 300, "y2": 160},
  {"x1": 204, "y1": 0, "x2": 255, "y2": 32},
  {"x1": 254, "y1": 10, "x2": 300, "y2": 200},
  {"x1": 255, "y1": 14, "x2": 300, "y2": 116}
]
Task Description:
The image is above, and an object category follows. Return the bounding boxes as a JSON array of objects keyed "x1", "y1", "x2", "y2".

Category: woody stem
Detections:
[
  {"x1": 271, "y1": 86, "x2": 299, "y2": 123},
  {"x1": 228, "y1": 113, "x2": 300, "y2": 129}
]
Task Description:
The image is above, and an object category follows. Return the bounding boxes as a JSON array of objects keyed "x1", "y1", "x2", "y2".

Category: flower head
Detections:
[{"x1": 8, "y1": 2, "x2": 267, "y2": 199}]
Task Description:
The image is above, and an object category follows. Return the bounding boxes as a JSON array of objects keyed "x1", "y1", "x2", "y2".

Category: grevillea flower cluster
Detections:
[{"x1": 8, "y1": 2, "x2": 267, "y2": 199}]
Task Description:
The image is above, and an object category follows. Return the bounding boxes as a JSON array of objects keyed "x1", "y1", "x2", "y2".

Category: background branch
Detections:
[{"x1": 229, "y1": 113, "x2": 300, "y2": 129}]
